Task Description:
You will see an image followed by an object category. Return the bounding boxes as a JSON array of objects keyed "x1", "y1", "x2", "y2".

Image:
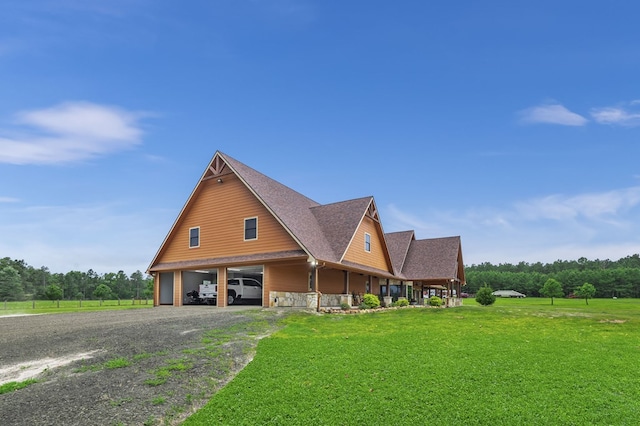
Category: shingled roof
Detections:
[
  {"x1": 401, "y1": 236, "x2": 462, "y2": 280},
  {"x1": 384, "y1": 230, "x2": 415, "y2": 276},
  {"x1": 310, "y1": 197, "x2": 374, "y2": 262},
  {"x1": 149, "y1": 151, "x2": 464, "y2": 283}
]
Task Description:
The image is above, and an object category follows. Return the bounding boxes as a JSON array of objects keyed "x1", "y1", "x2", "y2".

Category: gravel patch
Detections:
[{"x1": 0, "y1": 306, "x2": 289, "y2": 425}]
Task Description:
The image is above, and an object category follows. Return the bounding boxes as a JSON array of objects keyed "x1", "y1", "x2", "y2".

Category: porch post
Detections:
[
  {"x1": 316, "y1": 266, "x2": 321, "y2": 311},
  {"x1": 343, "y1": 270, "x2": 349, "y2": 294},
  {"x1": 173, "y1": 271, "x2": 183, "y2": 307},
  {"x1": 153, "y1": 273, "x2": 159, "y2": 307},
  {"x1": 218, "y1": 268, "x2": 228, "y2": 307}
]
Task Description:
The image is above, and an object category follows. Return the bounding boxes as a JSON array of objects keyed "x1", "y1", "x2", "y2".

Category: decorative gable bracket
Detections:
[{"x1": 202, "y1": 156, "x2": 231, "y2": 181}]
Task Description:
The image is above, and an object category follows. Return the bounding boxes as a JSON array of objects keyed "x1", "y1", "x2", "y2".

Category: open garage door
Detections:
[
  {"x1": 226, "y1": 265, "x2": 263, "y2": 306},
  {"x1": 182, "y1": 269, "x2": 218, "y2": 305}
]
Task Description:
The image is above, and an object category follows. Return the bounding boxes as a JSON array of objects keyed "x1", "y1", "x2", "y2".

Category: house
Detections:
[{"x1": 147, "y1": 151, "x2": 466, "y2": 309}]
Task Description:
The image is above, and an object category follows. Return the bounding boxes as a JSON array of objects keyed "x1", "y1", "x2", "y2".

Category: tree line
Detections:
[
  {"x1": 0, "y1": 257, "x2": 153, "y2": 301},
  {"x1": 464, "y1": 254, "x2": 640, "y2": 298}
]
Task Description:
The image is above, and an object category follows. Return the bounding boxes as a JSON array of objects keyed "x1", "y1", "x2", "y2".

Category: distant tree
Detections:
[
  {"x1": 475, "y1": 286, "x2": 496, "y2": 306},
  {"x1": 575, "y1": 282, "x2": 596, "y2": 305},
  {"x1": 130, "y1": 270, "x2": 145, "y2": 299},
  {"x1": 93, "y1": 284, "x2": 113, "y2": 301},
  {"x1": 144, "y1": 279, "x2": 154, "y2": 299},
  {"x1": 540, "y1": 279, "x2": 563, "y2": 305},
  {"x1": 44, "y1": 284, "x2": 63, "y2": 301},
  {"x1": 0, "y1": 266, "x2": 25, "y2": 301}
]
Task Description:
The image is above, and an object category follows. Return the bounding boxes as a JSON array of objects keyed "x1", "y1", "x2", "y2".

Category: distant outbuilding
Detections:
[{"x1": 492, "y1": 290, "x2": 526, "y2": 298}]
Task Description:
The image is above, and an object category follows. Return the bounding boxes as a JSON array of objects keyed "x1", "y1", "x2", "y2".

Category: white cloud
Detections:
[
  {"x1": 0, "y1": 101, "x2": 145, "y2": 165},
  {"x1": 0, "y1": 202, "x2": 173, "y2": 274},
  {"x1": 516, "y1": 187, "x2": 640, "y2": 222},
  {"x1": 383, "y1": 186, "x2": 640, "y2": 265},
  {"x1": 590, "y1": 105, "x2": 640, "y2": 127},
  {"x1": 0, "y1": 197, "x2": 20, "y2": 203},
  {"x1": 519, "y1": 104, "x2": 588, "y2": 126}
]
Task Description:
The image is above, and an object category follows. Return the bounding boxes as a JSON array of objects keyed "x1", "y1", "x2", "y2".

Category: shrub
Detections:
[
  {"x1": 340, "y1": 302, "x2": 351, "y2": 310},
  {"x1": 428, "y1": 296, "x2": 443, "y2": 307},
  {"x1": 361, "y1": 293, "x2": 381, "y2": 309},
  {"x1": 392, "y1": 299, "x2": 410, "y2": 307},
  {"x1": 475, "y1": 286, "x2": 496, "y2": 306}
]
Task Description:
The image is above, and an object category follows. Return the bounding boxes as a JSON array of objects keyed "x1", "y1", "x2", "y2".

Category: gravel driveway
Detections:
[{"x1": 0, "y1": 306, "x2": 288, "y2": 426}]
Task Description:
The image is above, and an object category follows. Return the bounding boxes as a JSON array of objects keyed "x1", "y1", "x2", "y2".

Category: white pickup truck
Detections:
[{"x1": 196, "y1": 278, "x2": 262, "y2": 305}]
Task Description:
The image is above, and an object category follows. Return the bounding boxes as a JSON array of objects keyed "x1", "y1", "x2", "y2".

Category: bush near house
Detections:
[
  {"x1": 428, "y1": 296, "x2": 443, "y2": 306},
  {"x1": 359, "y1": 293, "x2": 381, "y2": 309}
]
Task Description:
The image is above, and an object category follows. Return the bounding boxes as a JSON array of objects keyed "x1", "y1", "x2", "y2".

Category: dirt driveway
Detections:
[{"x1": 0, "y1": 306, "x2": 288, "y2": 426}]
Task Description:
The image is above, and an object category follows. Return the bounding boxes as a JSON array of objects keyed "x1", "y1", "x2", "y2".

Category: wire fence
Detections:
[{"x1": 2, "y1": 298, "x2": 151, "y2": 311}]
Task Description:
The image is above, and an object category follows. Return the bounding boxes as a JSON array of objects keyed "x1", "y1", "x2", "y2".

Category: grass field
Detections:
[
  {"x1": 185, "y1": 297, "x2": 640, "y2": 425},
  {"x1": 0, "y1": 299, "x2": 152, "y2": 315}
]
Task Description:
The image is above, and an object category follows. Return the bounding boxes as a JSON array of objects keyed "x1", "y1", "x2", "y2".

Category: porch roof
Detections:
[{"x1": 401, "y1": 236, "x2": 462, "y2": 281}]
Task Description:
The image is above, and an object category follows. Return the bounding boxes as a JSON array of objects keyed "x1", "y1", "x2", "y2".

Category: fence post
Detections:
[{"x1": 132, "y1": 297, "x2": 135, "y2": 305}]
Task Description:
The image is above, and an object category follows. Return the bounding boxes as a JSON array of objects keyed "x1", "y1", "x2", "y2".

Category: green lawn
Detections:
[
  {"x1": 185, "y1": 298, "x2": 640, "y2": 425},
  {"x1": 0, "y1": 299, "x2": 152, "y2": 315}
]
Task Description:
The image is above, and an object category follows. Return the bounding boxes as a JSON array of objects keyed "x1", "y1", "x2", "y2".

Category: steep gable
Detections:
[
  {"x1": 341, "y1": 198, "x2": 394, "y2": 273},
  {"x1": 148, "y1": 152, "x2": 307, "y2": 270},
  {"x1": 310, "y1": 197, "x2": 373, "y2": 262},
  {"x1": 385, "y1": 230, "x2": 415, "y2": 276}
]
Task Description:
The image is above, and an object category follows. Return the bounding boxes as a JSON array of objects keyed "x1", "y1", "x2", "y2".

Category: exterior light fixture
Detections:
[{"x1": 217, "y1": 178, "x2": 223, "y2": 184}]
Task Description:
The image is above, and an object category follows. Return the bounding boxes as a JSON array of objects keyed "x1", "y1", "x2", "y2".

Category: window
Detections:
[
  {"x1": 244, "y1": 217, "x2": 257, "y2": 241},
  {"x1": 364, "y1": 232, "x2": 371, "y2": 252},
  {"x1": 189, "y1": 227, "x2": 200, "y2": 248}
]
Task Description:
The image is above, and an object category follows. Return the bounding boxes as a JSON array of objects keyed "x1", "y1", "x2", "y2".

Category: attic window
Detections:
[
  {"x1": 189, "y1": 227, "x2": 200, "y2": 248},
  {"x1": 244, "y1": 217, "x2": 257, "y2": 241},
  {"x1": 364, "y1": 232, "x2": 371, "y2": 252}
]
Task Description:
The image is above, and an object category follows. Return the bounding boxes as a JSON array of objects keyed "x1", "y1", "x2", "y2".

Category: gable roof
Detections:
[
  {"x1": 310, "y1": 197, "x2": 373, "y2": 262},
  {"x1": 401, "y1": 236, "x2": 462, "y2": 281},
  {"x1": 148, "y1": 151, "x2": 464, "y2": 282},
  {"x1": 149, "y1": 151, "x2": 395, "y2": 272},
  {"x1": 384, "y1": 230, "x2": 415, "y2": 276}
]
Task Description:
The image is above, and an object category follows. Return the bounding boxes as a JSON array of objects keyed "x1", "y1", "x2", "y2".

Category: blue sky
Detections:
[{"x1": 1, "y1": 1, "x2": 639, "y2": 274}]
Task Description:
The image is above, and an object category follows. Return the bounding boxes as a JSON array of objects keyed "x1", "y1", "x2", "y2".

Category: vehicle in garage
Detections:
[{"x1": 185, "y1": 278, "x2": 263, "y2": 305}]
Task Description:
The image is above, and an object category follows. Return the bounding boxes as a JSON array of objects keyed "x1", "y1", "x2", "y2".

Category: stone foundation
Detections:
[{"x1": 269, "y1": 291, "x2": 353, "y2": 308}]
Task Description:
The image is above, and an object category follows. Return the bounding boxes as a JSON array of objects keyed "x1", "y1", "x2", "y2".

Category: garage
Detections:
[{"x1": 181, "y1": 265, "x2": 263, "y2": 306}]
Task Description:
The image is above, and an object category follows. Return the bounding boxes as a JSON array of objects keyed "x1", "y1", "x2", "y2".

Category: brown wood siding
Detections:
[
  {"x1": 371, "y1": 276, "x2": 380, "y2": 294},
  {"x1": 318, "y1": 268, "x2": 345, "y2": 294},
  {"x1": 157, "y1": 174, "x2": 301, "y2": 264},
  {"x1": 348, "y1": 273, "x2": 367, "y2": 294},
  {"x1": 343, "y1": 216, "x2": 391, "y2": 271},
  {"x1": 267, "y1": 264, "x2": 309, "y2": 293}
]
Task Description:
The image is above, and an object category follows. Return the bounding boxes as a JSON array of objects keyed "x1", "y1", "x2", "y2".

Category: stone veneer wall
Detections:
[{"x1": 269, "y1": 291, "x2": 351, "y2": 308}]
